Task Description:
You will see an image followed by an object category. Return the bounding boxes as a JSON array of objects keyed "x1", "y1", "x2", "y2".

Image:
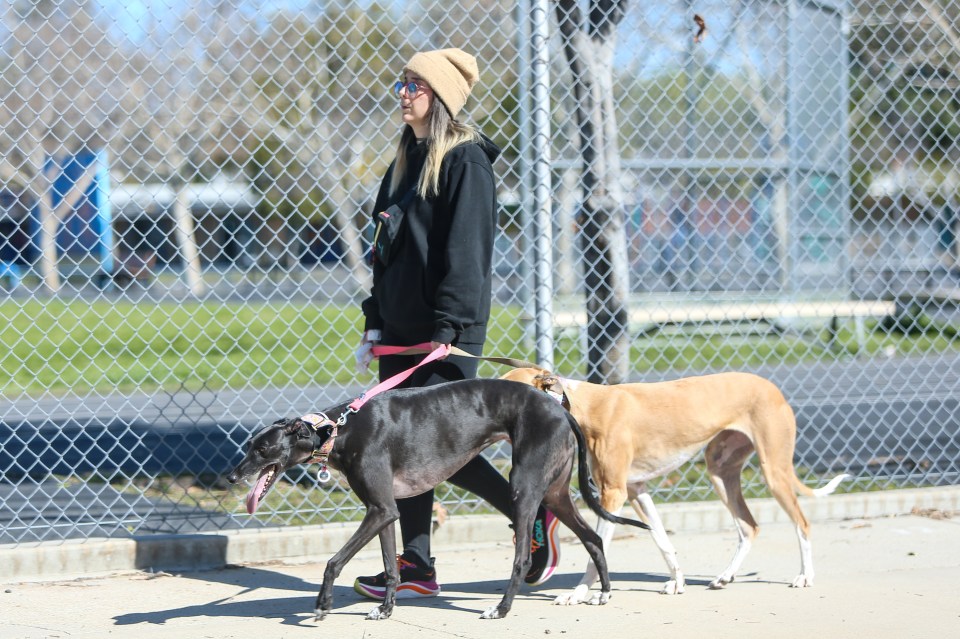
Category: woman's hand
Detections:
[{"x1": 355, "y1": 330, "x2": 381, "y2": 373}]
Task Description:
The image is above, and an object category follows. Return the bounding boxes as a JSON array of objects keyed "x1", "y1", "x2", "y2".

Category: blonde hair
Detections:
[{"x1": 389, "y1": 100, "x2": 481, "y2": 199}]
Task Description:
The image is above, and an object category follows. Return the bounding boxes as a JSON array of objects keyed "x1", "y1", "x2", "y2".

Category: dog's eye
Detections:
[{"x1": 256, "y1": 445, "x2": 268, "y2": 456}]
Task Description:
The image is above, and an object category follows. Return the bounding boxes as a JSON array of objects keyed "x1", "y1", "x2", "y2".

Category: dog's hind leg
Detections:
[
  {"x1": 752, "y1": 396, "x2": 822, "y2": 587},
  {"x1": 314, "y1": 503, "x2": 398, "y2": 621},
  {"x1": 751, "y1": 404, "x2": 819, "y2": 588},
  {"x1": 704, "y1": 431, "x2": 759, "y2": 589},
  {"x1": 552, "y1": 513, "x2": 610, "y2": 606},
  {"x1": 544, "y1": 480, "x2": 612, "y2": 607},
  {"x1": 553, "y1": 484, "x2": 624, "y2": 606},
  {"x1": 628, "y1": 485, "x2": 685, "y2": 595},
  {"x1": 554, "y1": 445, "x2": 633, "y2": 605},
  {"x1": 760, "y1": 456, "x2": 815, "y2": 588},
  {"x1": 481, "y1": 489, "x2": 539, "y2": 619}
]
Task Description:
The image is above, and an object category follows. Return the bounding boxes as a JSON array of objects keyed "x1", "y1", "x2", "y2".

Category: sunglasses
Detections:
[{"x1": 393, "y1": 80, "x2": 428, "y2": 98}]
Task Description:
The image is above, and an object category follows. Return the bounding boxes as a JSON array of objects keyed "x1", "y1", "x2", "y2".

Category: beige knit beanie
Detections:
[{"x1": 403, "y1": 48, "x2": 479, "y2": 118}]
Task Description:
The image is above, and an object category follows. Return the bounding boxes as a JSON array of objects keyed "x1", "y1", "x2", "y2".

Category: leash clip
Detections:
[
  {"x1": 337, "y1": 406, "x2": 357, "y2": 427},
  {"x1": 317, "y1": 465, "x2": 332, "y2": 483}
]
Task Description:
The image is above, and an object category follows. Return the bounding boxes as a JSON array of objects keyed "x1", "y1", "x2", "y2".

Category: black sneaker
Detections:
[
  {"x1": 354, "y1": 555, "x2": 441, "y2": 600},
  {"x1": 525, "y1": 508, "x2": 561, "y2": 585}
]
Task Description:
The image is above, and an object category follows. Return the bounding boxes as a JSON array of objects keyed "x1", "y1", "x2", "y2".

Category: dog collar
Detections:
[
  {"x1": 300, "y1": 412, "x2": 338, "y2": 481},
  {"x1": 542, "y1": 377, "x2": 571, "y2": 411}
]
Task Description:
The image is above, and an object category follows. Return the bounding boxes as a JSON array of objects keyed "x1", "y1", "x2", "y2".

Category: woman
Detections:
[{"x1": 353, "y1": 48, "x2": 560, "y2": 600}]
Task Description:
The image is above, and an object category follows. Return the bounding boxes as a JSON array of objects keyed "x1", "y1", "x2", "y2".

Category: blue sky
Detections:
[
  {"x1": 91, "y1": 0, "x2": 315, "y2": 42},
  {"x1": 76, "y1": 1, "x2": 765, "y2": 80}
]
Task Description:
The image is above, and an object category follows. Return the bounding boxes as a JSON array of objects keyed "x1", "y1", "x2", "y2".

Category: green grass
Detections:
[
  {"x1": 0, "y1": 300, "x2": 527, "y2": 395},
  {"x1": 2, "y1": 299, "x2": 958, "y2": 396},
  {"x1": 0, "y1": 299, "x2": 354, "y2": 393}
]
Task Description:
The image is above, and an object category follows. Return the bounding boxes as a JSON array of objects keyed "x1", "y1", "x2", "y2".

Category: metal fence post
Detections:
[{"x1": 530, "y1": 0, "x2": 555, "y2": 371}]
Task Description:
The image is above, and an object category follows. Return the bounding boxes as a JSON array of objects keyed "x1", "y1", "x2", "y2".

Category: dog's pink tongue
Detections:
[{"x1": 246, "y1": 472, "x2": 270, "y2": 514}]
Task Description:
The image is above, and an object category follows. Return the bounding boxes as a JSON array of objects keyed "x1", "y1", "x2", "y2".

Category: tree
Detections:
[
  {"x1": 236, "y1": 4, "x2": 408, "y2": 291},
  {"x1": 848, "y1": 0, "x2": 960, "y2": 209},
  {"x1": 553, "y1": 0, "x2": 630, "y2": 383}
]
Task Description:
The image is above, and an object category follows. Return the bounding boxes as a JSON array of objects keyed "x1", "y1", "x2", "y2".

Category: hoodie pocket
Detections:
[{"x1": 372, "y1": 203, "x2": 407, "y2": 266}]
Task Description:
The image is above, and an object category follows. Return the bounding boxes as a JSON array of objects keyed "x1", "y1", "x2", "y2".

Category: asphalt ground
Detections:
[{"x1": 3, "y1": 499, "x2": 959, "y2": 639}]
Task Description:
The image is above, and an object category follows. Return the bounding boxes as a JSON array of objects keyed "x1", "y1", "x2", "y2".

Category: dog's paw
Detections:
[
  {"x1": 480, "y1": 605, "x2": 504, "y2": 619},
  {"x1": 366, "y1": 605, "x2": 392, "y2": 620},
  {"x1": 553, "y1": 585, "x2": 590, "y2": 606},
  {"x1": 552, "y1": 592, "x2": 579, "y2": 606},
  {"x1": 660, "y1": 578, "x2": 685, "y2": 595},
  {"x1": 587, "y1": 591, "x2": 611, "y2": 606},
  {"x1": 313, "y1": 608, "x2": 328, "y2": 622},
  {"x1": 708, "y1": 575, "x2": 733, "y2": 590},
  {"x1": 790, "y1": 574, "x2": 814, "y2": 588}
]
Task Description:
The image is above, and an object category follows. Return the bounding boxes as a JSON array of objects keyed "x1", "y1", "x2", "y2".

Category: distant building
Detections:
[{"x1": 110, "y1": 178, "x2": 261, "y2": 268}]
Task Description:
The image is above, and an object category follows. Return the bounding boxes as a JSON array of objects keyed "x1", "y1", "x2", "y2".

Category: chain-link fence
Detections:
[{"x1": 1, "y1": 0, "x2": 959, "y2": 547}]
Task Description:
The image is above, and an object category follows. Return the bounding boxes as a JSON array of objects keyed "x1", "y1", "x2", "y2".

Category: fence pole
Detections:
[
  {"x1": 530, "y1": 0, "x2": 555, "y2": 370},
  {"x1": 516, "y1": 0, "x2": 536, "y2": 352}
]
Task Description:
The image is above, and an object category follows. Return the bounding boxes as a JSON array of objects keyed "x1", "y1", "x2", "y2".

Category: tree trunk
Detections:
[
  {"x1": 307, "y1": 53, "x2": 370, "y2": 295},
  {"x1": 172, "y1": 185, "x2": 205, "y2": 296},
  {"x1": 555, "y1": 0, "x2": 630, "y2": 383},
  {"x1": 579, "y1": 197, "x2": 630, "y2": 382}
]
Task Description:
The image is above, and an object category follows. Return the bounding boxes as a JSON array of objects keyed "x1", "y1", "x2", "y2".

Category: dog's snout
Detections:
[{"x1": 226, "y1": 471, "x2": 239, "y2": 484}]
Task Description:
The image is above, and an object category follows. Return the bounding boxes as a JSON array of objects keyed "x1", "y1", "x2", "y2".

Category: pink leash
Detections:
[
  {"x1": 347, "y1": 343, "x2": 450, "y2": 411},
  {"x1": 306, "y1": 342, "x2": 541, "y2": 483},
  {"x1": 347, "y1": 342, "x2": 541, "y2": 413}
]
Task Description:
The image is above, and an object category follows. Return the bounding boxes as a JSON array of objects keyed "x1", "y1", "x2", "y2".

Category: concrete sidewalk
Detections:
[{"x1": 2, "y1": 489, "x2": 959, "y2": 639}]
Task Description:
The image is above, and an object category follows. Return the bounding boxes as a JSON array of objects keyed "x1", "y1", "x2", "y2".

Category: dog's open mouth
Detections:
[{"x1": 245, "y1": 464, "x2": 279, "y2": 514}]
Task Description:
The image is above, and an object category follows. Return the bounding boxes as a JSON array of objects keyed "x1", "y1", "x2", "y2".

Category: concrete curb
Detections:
[{"x1": 2, "y1": 485, "x2": 958, "y2": 583}]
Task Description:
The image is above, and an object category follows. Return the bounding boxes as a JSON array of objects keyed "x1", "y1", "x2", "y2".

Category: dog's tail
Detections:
[
  {"x1": 566, "y1": 412, "x2": 651, "y2": 531},
  {"x1": 794, "y1": 473, "x2": 851, "y2": 497}
]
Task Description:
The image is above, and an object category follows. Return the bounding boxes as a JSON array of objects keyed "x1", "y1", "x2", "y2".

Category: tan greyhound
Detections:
[{"x1": 500, "y1": 368, "x2": 848, "y2": 605}]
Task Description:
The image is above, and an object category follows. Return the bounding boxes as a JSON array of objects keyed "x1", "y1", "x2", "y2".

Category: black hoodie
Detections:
[{"x1": 361, "y1": 135, "x2": 502, "y2": 345}]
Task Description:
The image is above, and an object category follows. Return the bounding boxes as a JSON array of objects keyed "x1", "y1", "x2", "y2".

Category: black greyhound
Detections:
[{"x1": 226, "y1": 378, "x2": 649, "y2": 621}]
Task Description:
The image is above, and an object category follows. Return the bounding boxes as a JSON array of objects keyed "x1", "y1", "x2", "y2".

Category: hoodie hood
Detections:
[{"x1": 477, "y1": 132, "x2": 501, "y2": 164}]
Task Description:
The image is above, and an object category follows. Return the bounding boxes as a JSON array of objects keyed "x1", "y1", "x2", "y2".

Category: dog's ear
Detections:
[
  {"x1": 533, "y1": 374, "x2": 560, "y2": 392},
  {"x1": 284, "y1": 418, "x2": 313, "y2": 440},
  {"x1": 250, "y1": 418, "x2": 287, "y2": 443}
]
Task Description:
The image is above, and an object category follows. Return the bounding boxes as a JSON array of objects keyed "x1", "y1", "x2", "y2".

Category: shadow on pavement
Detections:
[{"x1": 110, "y1": 565, "x2": 727, "y2": 628}]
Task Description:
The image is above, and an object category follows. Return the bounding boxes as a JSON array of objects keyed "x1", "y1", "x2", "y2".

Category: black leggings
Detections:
[{"x1": 377, "y1": 340, "x2": 513, "y2": 567}]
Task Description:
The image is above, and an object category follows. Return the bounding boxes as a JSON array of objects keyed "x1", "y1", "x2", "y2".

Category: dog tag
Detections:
[{"x1": 317, "y1": 467, "x2": 332, "y2": 483}]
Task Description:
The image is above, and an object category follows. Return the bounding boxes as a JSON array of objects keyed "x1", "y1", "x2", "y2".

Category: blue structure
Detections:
[
  {"x1": 37, "y1": 149, "x2": 114, "y2": 277},
  {"x1": 1, "y1": 189, "x2": 32, "y2": 289}
]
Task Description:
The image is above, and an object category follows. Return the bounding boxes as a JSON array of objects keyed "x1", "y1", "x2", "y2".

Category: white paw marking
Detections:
[
  {"x1": 480, "y1": 606, "x2": 503, "y2": 619},
  {"x1": 553, "y1": 584, "x2": 590, "y2": 606},
  {"x1": 791, "y1": 574, "x2": 814, "y2": 588},
  {"x1": 708, "y1": 576, "x2": 732, "y2": 590},
  {"x1": 366, "y1": 605, "x2": 391, "y2": 620},
  {"x1": 660, "y1": 579, "x2": 685, "y2": 595}
]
